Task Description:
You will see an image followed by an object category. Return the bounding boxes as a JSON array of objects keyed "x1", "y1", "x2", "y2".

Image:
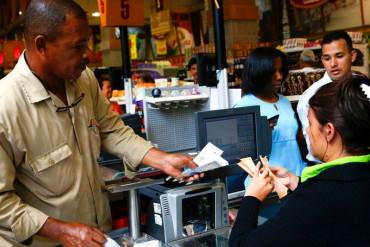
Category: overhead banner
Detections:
[
  {"x1": 290, "y1": 0, "x2": 328, "y2": 9},
  {"x1": 98, "y1": 0, "x2": 144, "y2": 27}
]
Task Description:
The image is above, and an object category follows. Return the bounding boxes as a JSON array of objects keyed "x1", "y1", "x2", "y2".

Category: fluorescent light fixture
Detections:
[{"x1": 92, "y1": 12, "x2": 100, "y2": 17}]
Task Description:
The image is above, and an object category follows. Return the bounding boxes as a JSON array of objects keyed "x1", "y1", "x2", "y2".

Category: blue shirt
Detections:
[{"x1": 234, "y1": 93, "x2": 306, "y2": 187}]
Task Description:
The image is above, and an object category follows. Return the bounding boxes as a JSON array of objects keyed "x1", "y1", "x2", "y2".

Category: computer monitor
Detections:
[
  {"x1": 195, "y1": 106, "x2": 272, "y2": 198},
  {"x1": 196, "y1": 53, "x2": 218, "y2": 87}
]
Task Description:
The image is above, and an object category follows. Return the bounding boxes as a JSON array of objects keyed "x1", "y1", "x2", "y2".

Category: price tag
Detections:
[{"x1": 98, "y1": 0, "x2": 144, "y2": 27}]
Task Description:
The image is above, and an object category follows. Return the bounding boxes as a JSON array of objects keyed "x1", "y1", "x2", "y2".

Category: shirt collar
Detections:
[
  {"x1": 301, "y1": 154, "x2": 370, "y2": 182},
  {"x1": 15, "y1": 52, "x2": 51, "y2": 104},
  {"x1": 322, "y1": 71, "x2": 331, "y2": 82}
]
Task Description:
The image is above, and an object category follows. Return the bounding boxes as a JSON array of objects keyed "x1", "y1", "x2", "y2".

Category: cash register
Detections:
[{"x1": 140, "y1": 106, "x2": 272, "y2": 246}]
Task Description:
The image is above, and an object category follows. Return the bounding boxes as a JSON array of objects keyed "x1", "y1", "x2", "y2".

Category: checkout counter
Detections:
[{"x1": 101, "y1": 105, "x2": 272, "y2": 246}]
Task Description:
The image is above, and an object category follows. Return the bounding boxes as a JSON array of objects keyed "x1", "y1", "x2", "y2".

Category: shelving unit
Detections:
[
  {"x1": 143, "y1": 87, "x2": 210, "y2": 153},
  {"x1": 110, "y1": 97, "x2": 126, "y2": 106},
  {"x1": 284, "y1": 46, "x2": 321, "y2": 53},
  {"x1": 145, "y1": 94, "x2": 209, "y2": 105}
]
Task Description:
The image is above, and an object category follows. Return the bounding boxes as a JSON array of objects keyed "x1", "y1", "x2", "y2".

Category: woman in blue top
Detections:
[{"x1": 232, "y1": 47, "x2": 306, "y2": 189}]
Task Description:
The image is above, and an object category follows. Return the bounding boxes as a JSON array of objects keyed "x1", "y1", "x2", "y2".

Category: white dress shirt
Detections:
[{"x1": 297, "y1": 72, "x2": 332, "y2": 162}]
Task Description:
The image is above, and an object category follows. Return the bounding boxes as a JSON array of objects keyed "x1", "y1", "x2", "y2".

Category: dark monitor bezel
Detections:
[{"x1": 195, "y1": 106, "x2": 271, "y2": 179}]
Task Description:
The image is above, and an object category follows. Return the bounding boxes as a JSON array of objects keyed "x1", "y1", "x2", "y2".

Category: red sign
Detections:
[{"x1": 290, "y1": 0, "x2": 328, "y2": 9}]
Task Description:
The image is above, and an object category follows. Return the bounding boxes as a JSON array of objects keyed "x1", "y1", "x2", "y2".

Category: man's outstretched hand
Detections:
[{"x1": 142, "y1": 148, "x2": 203, "y2": 181}]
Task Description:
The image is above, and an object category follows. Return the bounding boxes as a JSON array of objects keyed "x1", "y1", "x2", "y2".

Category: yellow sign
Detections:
[
  {"x1": 129, "y1": 34, "x2": 138, "y2": 60},
  {"x1": 98, "y1": 0, "x2": 144, "y2": 27}
]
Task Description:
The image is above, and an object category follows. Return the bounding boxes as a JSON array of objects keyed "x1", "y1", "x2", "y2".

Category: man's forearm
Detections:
[
  {"x1": 141, "y1": 148, "x2": 167, "y2": 169},
  {"x1": 37, "y1": 217, "x2": 64, "y2": 242}
]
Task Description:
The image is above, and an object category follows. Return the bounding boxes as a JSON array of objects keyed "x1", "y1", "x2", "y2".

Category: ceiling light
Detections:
[{"x1": 92, "y1": 12, "x2": 100, "y2": 17}]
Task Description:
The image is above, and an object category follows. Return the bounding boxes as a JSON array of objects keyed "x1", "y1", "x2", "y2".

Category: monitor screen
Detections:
[
  {"x1": 195, "y1": 106, "x2": 272, "y2": 196},
  {"x1": 182, "y1": 193, "x2": 216, "y2": 237},
  {"x1": 196, "y1": 106, "x2": 261, "y2": 164},
  {"x1": 204, "y1": 115, "x2": 256, "y2": 164}
]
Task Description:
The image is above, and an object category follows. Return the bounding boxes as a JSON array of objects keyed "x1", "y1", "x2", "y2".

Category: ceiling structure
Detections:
[{"x1": 0, "y1": 0, "x2": 204, "y2": 37}]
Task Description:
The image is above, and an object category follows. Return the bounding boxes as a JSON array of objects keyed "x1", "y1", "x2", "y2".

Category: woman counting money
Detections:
[{"x1": 229, "y1": 75, "x2": 370, "y2": 247}]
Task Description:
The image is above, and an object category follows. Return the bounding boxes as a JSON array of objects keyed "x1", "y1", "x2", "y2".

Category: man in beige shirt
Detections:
[{"x1": 0, "y1": 0, "x2": 199, "y2": 246}]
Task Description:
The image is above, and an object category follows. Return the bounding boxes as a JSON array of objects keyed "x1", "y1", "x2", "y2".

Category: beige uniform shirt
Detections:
[{"x1": 0, "y1": 53, "x2": 153, "y2": 246}]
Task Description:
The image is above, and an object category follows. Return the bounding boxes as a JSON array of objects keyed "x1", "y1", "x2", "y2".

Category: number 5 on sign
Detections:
[{"x1": 98, "y1": 0, "x2": 144, "y2": 27}]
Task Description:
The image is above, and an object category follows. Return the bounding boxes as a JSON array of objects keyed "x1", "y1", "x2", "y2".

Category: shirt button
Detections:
[{"x1": 49, "y1": 159, "x2": 55, "y2": 166}]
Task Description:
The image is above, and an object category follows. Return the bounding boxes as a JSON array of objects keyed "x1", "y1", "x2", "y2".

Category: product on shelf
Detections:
[{"x1": 281, "y1": 69, "x2": 325, "y2": 96}]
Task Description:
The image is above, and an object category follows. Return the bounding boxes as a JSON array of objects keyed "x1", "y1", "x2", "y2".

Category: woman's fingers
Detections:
[
  {"x1": 253, "y1": 162, "x2": 261, "y2": 177},
  {"x1": 259, "y1": 169, "x2": 269, "y2": 178}
]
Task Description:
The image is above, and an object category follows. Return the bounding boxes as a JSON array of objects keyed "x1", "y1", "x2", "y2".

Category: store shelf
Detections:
[
  {"x1": 284, "y1": 46, "x2": 321, "y2": 53},
  {"x1": 146, "y1": 94, "x2": 209, "y2": 104},
  {"x1": 110, "y1": 97, "x2": 126, "y2": 105},
  {"x1": 145, "y1": 94, "x2": 209, "y2": 110}
]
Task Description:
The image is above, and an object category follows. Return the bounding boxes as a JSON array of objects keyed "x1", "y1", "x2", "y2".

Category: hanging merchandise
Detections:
[
  {"x1": 129, "y1": 33, "x2": 138, "y2": 60},
  {"x1": 155, "y1": 38, "x2": 168, "y2": 56},
  {"x1": 128, "y1": 27, "x2": 146, "y2": 60},
  {"x1": 151, "y1": 10, "x2": 172, "y2": 36},
  {"x1": 166, "y1": 13, "x2": 195, "y2": 56},
  {"x1": 282, "y1": 69, "x2": 325, "y2": 95}
]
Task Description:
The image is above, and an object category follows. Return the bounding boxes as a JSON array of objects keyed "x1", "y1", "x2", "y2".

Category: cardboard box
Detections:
[
  {"x1": 223, "y1": 4, "x2": 259, "y2": 20},
  {"x1": 100, "y1": 27, "x2": 121, "y2": 51},
  {"x1": 207, "y1": 2, "x2": 259, "y2": 22}
]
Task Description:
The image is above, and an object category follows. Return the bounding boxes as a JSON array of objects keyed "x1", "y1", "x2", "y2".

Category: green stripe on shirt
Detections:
[{"x1": 301, "y1": 154, "x2": 370, "y2": 182}]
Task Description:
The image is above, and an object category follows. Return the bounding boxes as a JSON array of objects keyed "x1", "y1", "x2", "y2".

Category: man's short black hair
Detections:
[
  {"x1": 321, "y1": 31, "x2": 353, "y2": 51},
  {"x1": 23, "y1": 0, "x2": 87, "y2": 45},
  {"x1": 187, "y1": 57, "x2": 197, "y2": 71}
]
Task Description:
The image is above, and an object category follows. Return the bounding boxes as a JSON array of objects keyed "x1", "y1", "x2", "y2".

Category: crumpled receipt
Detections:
[
  {"x1": 182, "y1": 142, "x2": 229, "y2": 176},
  {"x1": 105, "y1": 237, "x2": 121, "y2": 247},
  {"x1": 134, "y1": 240, "x2": 162, "y2": 247}
]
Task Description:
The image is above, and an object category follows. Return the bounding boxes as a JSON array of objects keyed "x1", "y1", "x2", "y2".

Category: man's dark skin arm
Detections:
[
  {"x1": 38, "y1": 217, "x2": 107, "y2": 247},
  {"x1": 142, "y1": 148, "x2": 202, "y2": 181}
]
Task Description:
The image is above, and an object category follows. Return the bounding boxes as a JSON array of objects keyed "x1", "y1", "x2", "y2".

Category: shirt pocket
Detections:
[
  {"x1": 30, "y1": 144, "x2": 72, "y2": 172},
  {"x1": 29, "y1": 143, "x2": 75, "y2": 196}
]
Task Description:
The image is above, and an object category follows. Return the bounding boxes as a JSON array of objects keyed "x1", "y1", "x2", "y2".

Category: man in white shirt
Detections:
[{"x1": 297, "y1": 31, "x2": 357, "y2": 162}]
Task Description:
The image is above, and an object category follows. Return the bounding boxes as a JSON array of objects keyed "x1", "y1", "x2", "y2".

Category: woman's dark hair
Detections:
[
  {"x1": 241, "y1": 47, "x2": 288, "y2": 95},
  {"x1": 309, "y1": 76, "x2": 370, "y2": 155}
]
